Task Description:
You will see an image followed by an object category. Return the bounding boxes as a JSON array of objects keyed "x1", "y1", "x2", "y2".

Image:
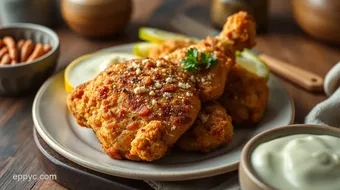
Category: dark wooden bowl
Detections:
[
  {"x1": 292, "y1": 0, "x2": 340, "y2": 43},
  {"x1": 61, "y1": 0, "x2": 132, "y2": 38}
]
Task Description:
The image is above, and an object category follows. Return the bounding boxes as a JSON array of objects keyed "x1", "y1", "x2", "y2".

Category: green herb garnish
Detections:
[{"x1": 181, "y1": 48, "x2": 217, "y2": 72}]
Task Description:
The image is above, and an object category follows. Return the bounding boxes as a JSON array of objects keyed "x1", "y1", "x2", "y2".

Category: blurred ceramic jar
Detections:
[
  {"x1": 211, "y1": 0, "x2": 269, "y2": 33},
  {"x1": 0, "y1": 0, "x2": 57, "y2": 27},
  {"x1": 292, "y1": 0, "x2": 340, "y2": 43},
  {"x1": 61, "y1": 0, "x2": 132, "y2": 38}
]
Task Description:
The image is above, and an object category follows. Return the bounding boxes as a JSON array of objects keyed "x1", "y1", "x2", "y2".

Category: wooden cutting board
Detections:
[{"x1": 33, "y1": 128, "x2": 152, "y2": 190}]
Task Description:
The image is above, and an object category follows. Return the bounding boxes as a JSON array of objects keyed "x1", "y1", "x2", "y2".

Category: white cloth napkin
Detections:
[
  {"x1": 305, "y1": 63, "x2": 340, "y2": 127},
  {"x1": 146, "y1": 63, "x2": 340, "y2": 190}
]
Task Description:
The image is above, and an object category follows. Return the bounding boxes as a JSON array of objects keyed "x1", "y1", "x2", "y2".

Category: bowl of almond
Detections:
[{"x1": 0, "y1": 23, "x2": 59, "y2": 96}]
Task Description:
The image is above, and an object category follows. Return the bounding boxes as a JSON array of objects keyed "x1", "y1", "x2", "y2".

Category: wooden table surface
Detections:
[{"x1": 1, "y1": 0, "x2": 339, "y2": 189}]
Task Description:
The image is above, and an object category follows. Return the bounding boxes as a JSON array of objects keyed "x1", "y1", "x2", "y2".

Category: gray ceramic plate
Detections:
[{"x1": 33, "y1": 43, "x2": 294, "y2": 181}]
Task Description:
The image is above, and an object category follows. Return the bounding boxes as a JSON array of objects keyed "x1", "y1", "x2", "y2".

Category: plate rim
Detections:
[{"x1": 32, "y1": 43, "x2": 295, "y2": 181}]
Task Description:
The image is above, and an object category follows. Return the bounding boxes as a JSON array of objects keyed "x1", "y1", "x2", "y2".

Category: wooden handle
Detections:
[{"x1": 258, "y1": 54, "x2": 324, "y2": 92}]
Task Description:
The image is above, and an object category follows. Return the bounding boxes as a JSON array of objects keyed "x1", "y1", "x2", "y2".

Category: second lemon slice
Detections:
[
  {"x1": 133, "y1": 42, "x2": 158, "y2": 57},
  {"x1": 64, "y1": 53, "x2": 139, "y2": 93},
  {"x1": 236, "y1": 49, "x2": 270, "y2": 80},
  {"x1": 139, "y1": 27, "x2": 199, "y2": 44}
]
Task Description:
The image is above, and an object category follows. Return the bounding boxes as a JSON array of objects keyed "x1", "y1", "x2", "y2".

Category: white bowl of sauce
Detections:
[{"x1": 239, "y1": 124, "x2": 340, "y2": 190}]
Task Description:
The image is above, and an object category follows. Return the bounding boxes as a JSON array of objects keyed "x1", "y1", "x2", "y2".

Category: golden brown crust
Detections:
[
  {"x1": 219, "y1": 11, "x2": 257, "y2": 51},
  {"x1": 148, "y1": 39, "x2": 196, "y2": 59},
  {"x1": 219, "y1": 65, "x2": 269, "y2": 125},
  {"x1": 147, "y1": 12, "x2": 256, "y2": 102},
  {"x1": 68, "y1": 59, "x2": 201, "y2": 161},
  {"x1": 163, "y1": 38, "x2": 235, "y2": 102},
  {"x1": 148, "y1": 38, "x2": 234, "y2": 102},
  {"x1": 130, "y1": 121, "x2": 168, "y2": 161},
  {"x1": 177, "y1": 101, "x2": 233, "y2": 152},
  {"x1": 67, "y1": 11, "x2": 259, "y2": 162}
]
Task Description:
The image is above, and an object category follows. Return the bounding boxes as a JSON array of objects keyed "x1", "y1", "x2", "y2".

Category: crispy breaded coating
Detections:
[
  {"x1": 130, "y1": 121, "x2": 168, "y2": 161},
  {"x1": 148, "y1": 39, "x2": 196, "y2": 59},
  {"x1": 149, "y1": 11, "x2": 256, "y2": 60},
  {"x1": 68, "y1": 59, "x2": 201, "y2": 161},
  {"x1": 163, "y1": 37, "x2": 235, "y2": 102},
  {"x1": 219, "y1": 64, "x2": 269, "y2": 125},
  {"x1": 67, "y1": 11, "x2": 259, "y2": 162},
  {"x1": 162, "y1": 11, "x2": 256, "y2": 102},
  {"x1": 219, "y1": 11, "x2": 256, "y2": 51},
  {"x1": 177, "y1": 101, "x2": 233, "y2": 152}
]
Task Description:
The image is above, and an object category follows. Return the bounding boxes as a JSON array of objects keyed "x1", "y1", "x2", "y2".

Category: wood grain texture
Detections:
[
  {"x1": 0, "y1": 0, "x2": 339, "y2": 189},
  {"x1": 258, "y1": 53, "x2": 324, "y2": 91}
]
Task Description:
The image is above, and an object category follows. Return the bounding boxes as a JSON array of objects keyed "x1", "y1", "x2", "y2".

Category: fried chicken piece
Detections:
[
  {"x1": 177, "y1": 101, "x2": 233, "y2": 152},
  {"x1": 219, "y1": 11, "x2": 257, "y2": 51},
  {"x1": 148, "y1": 39, "x2": 196, "y2": 59},
  {"x1": 149, "y1": 11, "x2": 256, "y2": 60},
  {"x1": 67, "y1": 11, "x2": 257, "y2": 161},
  {"x1": 164, "y1": 39, "x2": 234, "y2": 102},
  {"x1": 219, "y1": 64, "x2": 269, "y2": 125},
  {"x1": 162, "y1": 11, "x2": 256, "y2": 102},
  {"x1": 68, "y1": 59, "x2": 201, "y2": 161}
]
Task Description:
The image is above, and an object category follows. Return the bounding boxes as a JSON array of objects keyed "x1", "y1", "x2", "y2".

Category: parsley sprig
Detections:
[{"x1": 181, "y1": 48, "x2": 218, "y2": 72}]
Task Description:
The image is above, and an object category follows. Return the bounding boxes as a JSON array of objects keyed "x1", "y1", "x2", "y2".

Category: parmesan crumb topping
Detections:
[
  {"x1": 134, "y1": 86, "x2": 146, "y2": 94},
  {"x1": 136, "y1": 68, "x2": 141, "y2": 75},
  {"x1": 151, "y1": 99, "x2": 157, "y2": 105},
  {"x1": 200, "y1": 114, "x2": 209, "y2": 123},
  {"x1": 132, "y1": 62, "x2": 139, "y2": 68},
  {"x1": 166, "y1": 77, "x2": 174, "y2": 83},
  {"x1": 156, "y1": 60, "x2": 163, "y2": 67},
  {"x1": 155, "y1": 82, "x2": 162, "y2": 89},
  {"x1": 142, "y1": 59, "x2": 149, "y2": 64},
  {"x1": 149, "y1": 91, "x2": 155, "y2": 96},
  {"x1": 163, "y1": 92, "x2": 172, "y2": 98},
  {"x1": 190, "y1": 76, "x2": 196, "y2": 82},
  {"x1": 178, "y1": 82, "x2": 191, "y2": 89}
]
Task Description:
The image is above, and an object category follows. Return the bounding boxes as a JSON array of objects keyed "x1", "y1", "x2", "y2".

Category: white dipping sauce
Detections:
[
  {"x1": 251, "y1": 134, "x2": 340, "y2": 190},
  {"x1": 68, "y1": 53, "x2": 138, "y2": 87}
]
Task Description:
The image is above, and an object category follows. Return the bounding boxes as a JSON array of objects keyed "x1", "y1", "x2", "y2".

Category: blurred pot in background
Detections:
[
  {"x1": 211, "y1": 0, "x2": 269, "y2": 33},
  {"x1": 61, "y1": 0, "x2": 132, "y2": 38},
  {"x1": 0, "y1": 0, "x2": 57, "y2": 27},
  {"x1": 292, "y1": 0, "x2": 340, "y2": 44}
]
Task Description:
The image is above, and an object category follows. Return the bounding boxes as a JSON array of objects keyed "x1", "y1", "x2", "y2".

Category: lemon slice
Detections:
[
  {"x1": 139, "y1": 27, "x2": 199, "y2": 44},
  {"x1": 236, "y1": 49, "x2": 270, "y2": 80},
  {"x1": 64, "y1": 53, "x2": 139, "y2": 93},
  {"x1": 133, "y1": 42, "x2": 158, "y2": 57}
]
